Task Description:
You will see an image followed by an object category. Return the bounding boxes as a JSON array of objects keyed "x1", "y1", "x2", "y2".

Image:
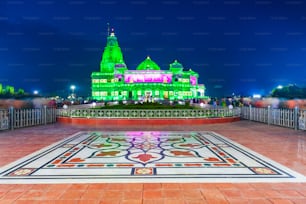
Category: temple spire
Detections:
[
  {"x1": 100, "y1": 27, "x2": 127, "y2": 73},
  {"x1": 110, "y1": 28, "x2": 115, "y2": 36}
]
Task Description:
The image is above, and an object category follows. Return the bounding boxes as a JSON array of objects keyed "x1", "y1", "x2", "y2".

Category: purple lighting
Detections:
[
  {"x1": 125, "y1": 73, "x2": 172, "y2": 83},
  {"x1": 190, "y1": 76, "x2": 197, "y2": 86}
]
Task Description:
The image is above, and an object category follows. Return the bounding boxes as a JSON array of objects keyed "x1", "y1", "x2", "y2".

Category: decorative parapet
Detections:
[{"x1": 57, "y1": 108, "x2": 241, "y2": 119}]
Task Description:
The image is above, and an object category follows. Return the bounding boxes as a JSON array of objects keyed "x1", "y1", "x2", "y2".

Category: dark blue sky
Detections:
[{"x1": 1, "y1": 0, "x2": 306, "y2": 97}]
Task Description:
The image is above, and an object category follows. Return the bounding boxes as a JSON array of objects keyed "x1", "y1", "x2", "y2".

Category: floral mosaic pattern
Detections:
[{"x1": 0, "y1": 131, "x2": 305, "y2": 183}]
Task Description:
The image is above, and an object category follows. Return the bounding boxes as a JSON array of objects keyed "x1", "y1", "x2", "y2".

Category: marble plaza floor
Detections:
[{"x1": 0, "y1": 120, "x2": 305, "y2": 203}]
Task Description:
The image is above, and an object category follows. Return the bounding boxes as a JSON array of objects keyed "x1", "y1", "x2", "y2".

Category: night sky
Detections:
[{"x1": 1, "y1": 0, "x2": 306, "y2": 97}]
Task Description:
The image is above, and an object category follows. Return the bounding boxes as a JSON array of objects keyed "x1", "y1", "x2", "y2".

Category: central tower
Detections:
[{"x1": 100, "y1": 29, "x2": 127, "y2": 73}]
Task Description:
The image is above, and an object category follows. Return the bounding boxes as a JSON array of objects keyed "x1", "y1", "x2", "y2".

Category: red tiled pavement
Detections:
[{"x1": 0, "y1": 120, "x2": 305, "y2": 203}]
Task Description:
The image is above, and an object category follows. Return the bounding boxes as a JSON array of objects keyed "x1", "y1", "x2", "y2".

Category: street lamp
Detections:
[
  {"x1": 70, "y1": 85, "x2": 76, "y2": 99},
  {"x1": 70, "y1": 85, "x2": 76, "y2": 93},
  {"x1": 33, "y1": 90, "x2": 39, "y2": 95}
]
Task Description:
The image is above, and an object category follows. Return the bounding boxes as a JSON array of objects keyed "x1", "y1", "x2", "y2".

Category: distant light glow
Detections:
[
  {"x1": 70, "y1": 85, "x2": 76, "y2": 90},
  {"x1": 253, "y1": 94, "x2": 261, "y2": 99},
  {"x1": 277, "y1": 85, "x2": 283, "y2": 89},
  {"x1": 178, "y1": 101, "x2": 185, "y2": 105},
  {"x1": 33, "y1": 90, "x2": 39, "y2": 95}
]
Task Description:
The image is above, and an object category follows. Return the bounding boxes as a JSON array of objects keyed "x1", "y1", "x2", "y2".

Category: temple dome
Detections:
[
  {"x1": 136, "y1": 56, "x2": 161, "y2": 70},
  {"x1": 169, "y1": 59, "x2": 183, "y2": 73}
]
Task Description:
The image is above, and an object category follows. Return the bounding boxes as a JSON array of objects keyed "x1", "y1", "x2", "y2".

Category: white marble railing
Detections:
[
  {"x1": 0, "y1": 109, "x2": 9, "y2": 130},
  {"x1": 0, "y1": 107, "x2": 57, "y2": 130},
  {"x1": 241, "y1": 106, "x2": 305, "y2": 130},
  {"x1": 2, "y1": 106, "x2": 305, "y2": 131}
]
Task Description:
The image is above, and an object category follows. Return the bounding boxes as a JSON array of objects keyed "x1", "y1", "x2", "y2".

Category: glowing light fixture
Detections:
[
  {"x1": 253, "y1": 94, "x2": 261, "y2": 99},
  {"x1": 70, "y1": 85, "x2": 76, "y2": 91}
]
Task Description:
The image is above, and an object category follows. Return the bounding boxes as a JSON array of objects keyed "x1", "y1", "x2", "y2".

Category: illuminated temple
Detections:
[{"x1": 91, "y1": 29, "x2": 207, "y2": 101}]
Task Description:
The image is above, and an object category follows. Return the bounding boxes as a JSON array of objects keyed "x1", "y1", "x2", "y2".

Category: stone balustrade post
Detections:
[{"x1": 9, "y1": 106, "x2": 14, "y2": 130}]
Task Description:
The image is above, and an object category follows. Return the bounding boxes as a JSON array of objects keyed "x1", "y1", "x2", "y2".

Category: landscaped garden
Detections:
[{"x1": 93, "y1": 102, "x2": 199, "y2": 110}]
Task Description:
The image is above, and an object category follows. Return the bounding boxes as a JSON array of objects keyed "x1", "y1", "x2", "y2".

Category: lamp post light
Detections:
[
  {"x1": 70, "y1": 85, "x2": 76, "y2": 93},
  {"x1": 70, "y1": 85, "x2": 76, "y2": 99},
  {"x1": 33, "y1": 90, "x2": 39, "y2": 95}
]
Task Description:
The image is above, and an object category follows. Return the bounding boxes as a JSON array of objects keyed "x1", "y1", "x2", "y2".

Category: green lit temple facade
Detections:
[{"x1": 91, "y1": 30, "x2": 207, "y2": 101}]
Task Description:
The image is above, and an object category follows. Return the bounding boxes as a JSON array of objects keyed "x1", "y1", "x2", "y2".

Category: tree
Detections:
[{"x1": 271, "y1": 84, "x2": 306, "y2": 99}]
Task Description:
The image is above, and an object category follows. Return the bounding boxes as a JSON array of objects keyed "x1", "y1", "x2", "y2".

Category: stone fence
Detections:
[
  {"x1": 0, "y1": 107, "x2": 56, "y2": 130},
  {"x1": 1, "y1": 106, "x2": 305, "y2": 130}
]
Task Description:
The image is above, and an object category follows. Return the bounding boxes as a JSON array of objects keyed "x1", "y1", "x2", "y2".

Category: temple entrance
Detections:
[
  {"x1": 145, "y1": 91, "x2": 152, "y2": 102},
  {"x1": 163, "y1": 91, "x2": 168, "y2": 100}
]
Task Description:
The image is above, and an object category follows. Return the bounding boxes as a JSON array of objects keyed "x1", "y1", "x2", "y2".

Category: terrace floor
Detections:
[{"x1": 0, "y1": 120, "x2": 305, "y2": 204}]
